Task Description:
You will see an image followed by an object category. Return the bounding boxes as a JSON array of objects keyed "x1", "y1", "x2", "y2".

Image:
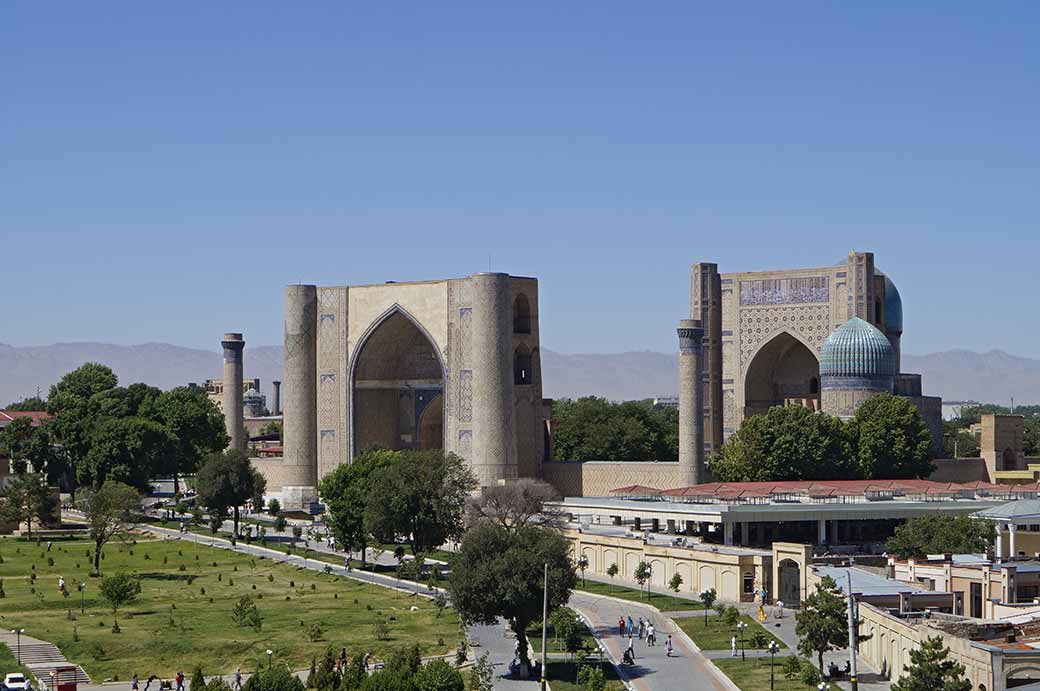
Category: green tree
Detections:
[
  {"x1": 1025, "y1": 417, "x2": 1040, "y2": 456},
  {"x1": 190, "y1": 668, "x2": 208, "y2": 691},
  {"x1": 698, "y1": 587, "x2": 717, "y2": 624},
  {"x1": 550, "y1": 397, "x2": 678, "y2": 462},
  {"x1": 79, "y1": 481, "x2": 140, "y2": 575},
  {"x1": 99, "y1": 572, "x2": 140, "y2": 632},
  {"x1": 795, "y1": 576, "x2": 848, "y2": 675},
  {"x1": 891, "y1": 635, "x2": 971, "y2": 691},
  {"x1": 606, "y1": 562, "x2": 619, "y2": 591},
  {"x1": 668, "y1": 572, "x2": 683, "y2": 594},
  {"x1": 0, "y1": 417, "x2": 36, "y2": 472},
  {"x1": 48, "y1": 362, "x2": 118, "y2": 403},
  {"x1": 845, "y1": 393, "x2": 934, "y2": 478},
  {"x1": 142, "y1": 386, "x2": 228, "y2": 492},
  {"x1": 231, "y1": 595, "x2": 263, "y2": 631},
  {"x1": 80, "y1": 416, "x2": 177, "y2": 490},
  {"x1": 577, "y1": 666, "x2": 606, "y2": 691},
  {"x1": 318, "y1": 449, "x2": 395, "y2": 569},
  {"x1": 91, "y1": 383, "x2": 162, "y2": 419},
  {"x1": 448, "y1": 522, "x2": 576, "y2": 676},
  {"x1": 413, "y1": 658, "x2": 464, "y2": 691},
  {"x1": 197, "y1": 448, "x2": 266, "y2": 537},
  {"x1": 0, "y1": 473, "x2": 57, "y2": 538},
  {"x1": 942, "y1": 425, "x2": 979, "y2": 458},
  {"x1": 885, "y1": 515, "x2": 996, "y2": 559},
  {"x1": 267, "y1": 498, "x2": 281, "y2": 515},
  {"x1": 633, "y1": 561, "x2": 651, "y2": 599},
  {"x1": 365, "y1": 450, "x2": 477, "y2": 556},
  {"x1": 5, "y1": 397, "x2": 47, "y2": 411},
  {"x1": 464, "y1": 653, "x2": 494, "y2": 691},
  {"x1": 711, "y1": 406, "x2": 851, "y2": 481},
  {"x1": 242, "y1": 663, "x2": 305, "y2": 691},
  {"x1": 260, "y1": 421, "x2": 282, "y2": 437}
]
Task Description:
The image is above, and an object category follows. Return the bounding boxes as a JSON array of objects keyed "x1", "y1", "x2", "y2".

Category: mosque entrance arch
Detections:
[
  {"x1": 744, "y1": 331, "x2": 820, "y2": 418},
  {"x1": 350, "y1": 307, "x2": 445, "y2": 454},
  {"x1": 778, "y1": 559, "x2": 801, "y2": 605}
]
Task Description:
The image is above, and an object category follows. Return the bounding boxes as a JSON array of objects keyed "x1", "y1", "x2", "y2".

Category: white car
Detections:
[{"x1": 3, "y1": 673, "x2": 32, "y2": 691}]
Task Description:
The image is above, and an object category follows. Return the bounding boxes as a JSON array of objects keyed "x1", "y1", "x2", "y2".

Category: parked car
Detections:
[{"x1": 3, "y1": 673, "x2": 32, "y2": 691}]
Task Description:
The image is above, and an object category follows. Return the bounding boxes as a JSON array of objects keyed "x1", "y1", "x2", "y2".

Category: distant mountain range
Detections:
[{"x1": 1, "y1": 342, "x2": 1037, "y2": 406}]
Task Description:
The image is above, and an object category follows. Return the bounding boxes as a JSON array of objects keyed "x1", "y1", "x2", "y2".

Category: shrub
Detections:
[
  {"x1": 374, "y1": 620, "x2": 389, "y2": 641},
  {"x1": 307, "y1": 623, "x2": 323, "y2": 642}
]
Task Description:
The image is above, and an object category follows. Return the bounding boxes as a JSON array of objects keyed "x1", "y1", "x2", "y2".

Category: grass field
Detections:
[
  {"x1": 677, "y1": 615, "x2": 786, "y2": 651},
  {"x1": 0, "y1": 643, "x2": 34, "y2": 679},
  {"x1": 526, "y1": 620, "x2": 598, "y2": 654},
  {"x1": 0, "y1": 534, "x2": 460, "y2": 681},
  {"x1": 713, "y1": 657, "x2": 815, "y2": 691},
  {"x1": 574, "y1": 579, "x2": 704, "y2": 611},
  {"x1": 544, "y1": 660, "x2": 625, "y2": 691}
]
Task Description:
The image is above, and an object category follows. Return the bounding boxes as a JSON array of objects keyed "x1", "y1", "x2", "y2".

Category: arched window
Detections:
[
  {"x1": 514, "y1": 346, "x2": 532, "y2": 385},
  {"x1": 513, "y1": 294, "x2": 532, "y2": 334},
  {"x1": 810, "y1": 377, "x2": 819, "y2": 395}
]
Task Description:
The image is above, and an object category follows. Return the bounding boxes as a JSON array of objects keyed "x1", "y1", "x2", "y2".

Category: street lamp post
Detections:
[
  {"x1": 12, "y1": 629, "x2": 24, "y2": 664},
  {"x1": 266, "y1": 649, "x2": 273, "y2": 670},
  {"x1": 768, "y1": 641, "x2": 780, "y2": 689},
  {"x1": 578, "y1": 556, "x2": 588, "y2": 588},
  {"x1": 737, "y1": 621, "x2": 747, "y2": 661},
  {"x1": 646, "y1": 563, "x2": 653, "y2": 601},
  {"x1": 819, "y1": 681, "x2": 829, "y2": 691}
]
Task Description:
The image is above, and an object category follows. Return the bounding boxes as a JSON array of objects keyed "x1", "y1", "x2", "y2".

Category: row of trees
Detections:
[
  {"x1": 551, "y1": 397, "x2": 678, "y2": 462},
  {"x1": 2, "y1": 363, "x2": 227, "y2": 493},
  {"x1": 711, "y1": 393, "x2": 934, "y2": 481}
]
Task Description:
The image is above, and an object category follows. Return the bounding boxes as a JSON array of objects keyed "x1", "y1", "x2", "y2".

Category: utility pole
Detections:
[
  {"x1": 847, "y1": 571, "x2": 858, "y2": 691},
  {"x1": 541, "y1": 563, "x2": 548, "y2": 690}
]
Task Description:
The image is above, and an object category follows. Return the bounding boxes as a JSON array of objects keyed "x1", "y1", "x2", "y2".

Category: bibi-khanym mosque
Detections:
[{"x1": 219, "y1": 249, "x2": 954, "y2": 509}]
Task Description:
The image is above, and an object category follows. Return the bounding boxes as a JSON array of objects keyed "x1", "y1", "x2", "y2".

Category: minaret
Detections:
[
  {"x1": 282, "y1": 285, "x2": 318, "y2": 505},
  {"x1": 677, "y1": 319, "x2": 705, "y2": 486},
  {"x1": 271, "y1": 380, "x2": 282, "y2": 416},
  {"x1": 221, "y1": 333, "x2": 246, "y2": 451}
]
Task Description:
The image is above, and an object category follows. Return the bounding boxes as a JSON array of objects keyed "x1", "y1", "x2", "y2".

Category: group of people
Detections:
[
  {"x1": 130, "y1": 668, "x2": 245, "y2": 691},
  {"x1": 618, "y1": 615, "x2": 674, "y2": 663}
]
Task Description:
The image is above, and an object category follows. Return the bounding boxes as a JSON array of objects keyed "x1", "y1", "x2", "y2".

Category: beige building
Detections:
[
  {"x1": 258, "y1": 274, "x2": 548, "y2": 508},
  {"x1": 694, "y1": 251, "x2": 942, "y2": 454}
]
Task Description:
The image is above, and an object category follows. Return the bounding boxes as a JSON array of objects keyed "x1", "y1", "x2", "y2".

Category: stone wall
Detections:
[{"x1": 541, "y1": 461, "x2": 683, "y2": 497}]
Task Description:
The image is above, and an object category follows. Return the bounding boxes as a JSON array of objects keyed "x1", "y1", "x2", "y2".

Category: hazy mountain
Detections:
[{"x1": 1, "y1": 342, "x2": 1038, "y2": 407}]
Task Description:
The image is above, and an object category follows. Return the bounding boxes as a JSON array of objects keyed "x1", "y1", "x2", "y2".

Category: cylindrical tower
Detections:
[
  {"x1": 469, "y1": 273, "x2": 516, "y2": 487},
  {"x1": 283, "y1": 285, "x2": 318, "y2": 495},
  {"x1": 271, "y1": 380, "x2": 282, "y2": 416},
  {"x1": 221, "y1": 333, "x2": 245, "y2": 451},
  {"x1": 677, "y1": 319, "x2": 705, "y2": 487}
]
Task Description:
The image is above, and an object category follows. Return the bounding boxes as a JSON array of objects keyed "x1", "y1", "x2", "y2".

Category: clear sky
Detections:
[{"x1": 3, "y1": 2, "x2": 1038, "y2": 356}]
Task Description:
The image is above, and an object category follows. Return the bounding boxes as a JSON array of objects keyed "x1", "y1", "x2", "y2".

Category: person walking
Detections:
[
  {"x1": 627, "y1": 615, "x2": 634, "y2": 635},
  {"x1": 647, "y1": 623, "x2": 656, "y2": 646},
  {"x1": 618, "y1": 617, "x2": 626, "y2": 637},
  {"x1": 731, "y1": 635, "x2": 738, "y2": 657},
  {"x1": 176, "y1": 671, "x2": 184, "y2": 691},
  {"x1": 132, "y1": 674, "x2": 139, "y2": 691},
  {"x1": 234, "y1": 668, "x2": 242, "y2": 690},
  {"x1": 144, "y1": 674, "x2": 158, "y2": 691},
  {"x1": 776, "y1": 600, "x2": 785, "y2": 618},
  {"x1": 665, "y1": 635, "x2": 674, "y2": 657},
  {"x1": 637, "y1": 617, "x2": 645, "y2": 639},
  {"x1": 627, "y1": 635, "x2": 635, "y2": 661}
]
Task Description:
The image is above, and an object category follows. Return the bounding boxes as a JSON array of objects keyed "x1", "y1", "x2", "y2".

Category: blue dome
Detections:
[{"x1": 819, "y1": 317, "x2": 896, "y2": 383}]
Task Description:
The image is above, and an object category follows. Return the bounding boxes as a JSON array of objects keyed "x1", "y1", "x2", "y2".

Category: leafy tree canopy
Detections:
[
  {"x1": 197, "y1": 448, "x2": 265, "y2": 537},
  {"x1": 845, "y1": 393, "x2": 933, "y2": 479},
  {"x1": 551, "y1": 397, "x2": 678, "y2": 462},
  {"x1": 795, "y1": 575, "x2": 848, "y2": 674},
  {"x1": 364, "y1": 449, "x2": 477, "y2": 555},
  {"x1": 5, "y1": 397, "x2": 47, "y2": 411},
  {"x1": 78, "y1": 480, "x2": 140, "y2": 575},
  {"x1": 0, "y1": 472, "x2": 57, "y2": 538},
  {"x1": 141, "y1": 386, "x2": 228, "y2": 480},
  {"x1": 885, "y1": 515, "x2": 996, "y2": 559},
  {"x1": 318, "y1": 449, "x2": 395, "y2": 567},
  {"x1": 891, "y1": 635, "x2": 971, "y2": 691},
  {"x1": 448, "y1": 522, "x2": 576, "y2": 674},
  {"x1": 81, "y1": 416, "x2": 177, "y2": 491},
  {"x1": 711, "y1": 405, "x2": 850, "y2": 482}
]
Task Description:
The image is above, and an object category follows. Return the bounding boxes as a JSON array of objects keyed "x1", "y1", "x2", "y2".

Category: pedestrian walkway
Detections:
[
  {"x1": 0, "y1": 630, "x2": 91, "y2": 686},
  {"x1": 569, "y1": 591, "x2": 735, "y2": 691}
]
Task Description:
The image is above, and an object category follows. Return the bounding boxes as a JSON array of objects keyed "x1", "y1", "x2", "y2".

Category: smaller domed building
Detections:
[{"x1": 819, "y1": 316, "x2": 898, "y2": 418}]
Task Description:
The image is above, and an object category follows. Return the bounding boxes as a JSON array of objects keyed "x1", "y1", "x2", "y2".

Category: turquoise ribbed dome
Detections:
[{"x1": 819, "y1": 317, "x2": 896, "y2": 380}]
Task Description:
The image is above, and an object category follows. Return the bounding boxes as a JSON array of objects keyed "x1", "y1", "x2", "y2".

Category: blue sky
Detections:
[{"x1": 3, "y1": 2, "x2": 1038, "y2": 356}]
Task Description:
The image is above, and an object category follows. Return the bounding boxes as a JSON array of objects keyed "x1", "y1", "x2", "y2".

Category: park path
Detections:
[{"x1": 0, "y1": 630, "x2": 91, "y2": 686}]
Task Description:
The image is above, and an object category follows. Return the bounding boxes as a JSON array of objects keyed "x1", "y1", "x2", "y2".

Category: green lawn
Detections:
[
  {"x1": 713, "y1": 657, "x2": 815, "y2": 691},
  {"x1": 0, "y1": 535, "x2": 460, "y2": 681},
  {"x1": 526, "y1": 621, "x2": 598, "y2": 654},
  {"x1": 544, "y1": 660, "x2": 625, "y2": 691},
  {"x1": 574, "y1": 579, "x2": 704, "y2": 611},
  {"x1": 0, "y1": 643, "x2": 35, "y2": 680},
  {"x1": 677, "y1": 615, "x2": 786, "y2": 651}
]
